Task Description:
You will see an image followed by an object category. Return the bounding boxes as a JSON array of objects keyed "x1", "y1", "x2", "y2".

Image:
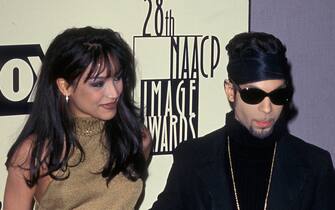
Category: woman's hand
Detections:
[{"x1": 141, "y1": 127, "x2": 153, "y2": 161}]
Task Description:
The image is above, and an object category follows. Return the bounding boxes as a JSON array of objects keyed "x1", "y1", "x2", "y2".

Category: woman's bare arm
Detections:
[{"x1": 3, "y1": 138, "x2": 36, "y2": 210}]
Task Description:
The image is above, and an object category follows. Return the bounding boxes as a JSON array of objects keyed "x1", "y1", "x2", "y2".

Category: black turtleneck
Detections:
[{"x1": 225, "y1": 111, "x2": 288, "y2": 210}]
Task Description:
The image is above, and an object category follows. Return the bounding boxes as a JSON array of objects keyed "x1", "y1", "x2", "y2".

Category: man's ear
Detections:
[
  {"x1": 224, "y1": 79, "x2": 235, "y2": 103},
  {"x1": 56, "y1": 78, "x2": 72, "y2": 97}
]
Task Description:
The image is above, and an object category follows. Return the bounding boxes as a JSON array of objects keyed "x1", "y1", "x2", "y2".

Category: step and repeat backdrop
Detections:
[{"x1": 0, "y1": 0, "x2": 248, "y2": 208}]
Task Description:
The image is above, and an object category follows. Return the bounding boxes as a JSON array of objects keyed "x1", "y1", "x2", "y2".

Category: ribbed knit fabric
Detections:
[
  {"x1": 35, "y1": 117, "x2": 143, "y2": 210},
  {"x1": 225, "y1": 111, "x2": 287, "y2": 210}
]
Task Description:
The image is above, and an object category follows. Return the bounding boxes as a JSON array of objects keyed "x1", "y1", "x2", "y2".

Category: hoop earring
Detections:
[{"x1": 65, "y1": 95, "x2": 69, "y2": 103}]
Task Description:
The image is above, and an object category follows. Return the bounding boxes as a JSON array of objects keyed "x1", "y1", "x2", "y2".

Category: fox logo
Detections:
[{"x1": 0, "y1": 44, "x2": 44, "y2": 116}]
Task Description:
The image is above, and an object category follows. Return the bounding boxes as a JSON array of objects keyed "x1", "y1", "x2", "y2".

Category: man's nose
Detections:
[{"x1": 259, "y1": 97, "x2": 272, "y2": 114}]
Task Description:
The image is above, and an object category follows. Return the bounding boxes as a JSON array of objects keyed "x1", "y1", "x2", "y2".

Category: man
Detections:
[{"x1": 150, "y1": 32, "x2": 334, "y2": 210}]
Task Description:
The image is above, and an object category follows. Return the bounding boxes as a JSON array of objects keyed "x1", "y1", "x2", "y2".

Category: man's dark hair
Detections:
[
  {"x1": 226, "y1": 32, "x2": 292, "y2": 86},
  {"x1": 226, "y1": 31, "x2": 297, "y2": 121}
]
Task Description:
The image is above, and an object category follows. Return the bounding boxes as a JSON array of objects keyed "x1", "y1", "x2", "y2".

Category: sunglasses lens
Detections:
[
  {"x1": 239, "y1": 87, "x2": 292, "y2": 105},
  {"x1": 240, "y1": 88, "x2": 266, "y2": 104},
  {"x1": 269, "y1": 88, "x2": 292, "y2": 105}
]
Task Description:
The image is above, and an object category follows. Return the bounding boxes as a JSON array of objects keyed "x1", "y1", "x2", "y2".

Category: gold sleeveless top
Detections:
[{"x1": 35, "y1": 118, "x2": 143, "y2": 210}]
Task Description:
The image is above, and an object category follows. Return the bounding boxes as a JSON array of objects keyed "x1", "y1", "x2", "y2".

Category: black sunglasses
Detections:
[{"x1": 232, "y1": 81, "x2": 292, "y2": 105}]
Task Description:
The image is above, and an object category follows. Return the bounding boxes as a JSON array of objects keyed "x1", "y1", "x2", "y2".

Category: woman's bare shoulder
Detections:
[{"x1": 8, "y1": 135, "x2": 36, "y2": 168}]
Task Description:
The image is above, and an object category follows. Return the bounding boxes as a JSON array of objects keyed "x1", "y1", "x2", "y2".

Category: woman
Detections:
[{"x1": 3, "y1": 26, "x2": 152, "y2": 210}]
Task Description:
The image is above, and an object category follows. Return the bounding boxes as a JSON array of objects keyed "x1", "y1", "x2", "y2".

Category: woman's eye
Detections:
[
  {"x1": 113, "y1": 76, "x2": 121, "y2": 82},
  {"x1": 90, "y1": 81, "x2": 105, "y2": 87},
  {"x1": 113, "y1": 72, "x2": 123, "y2": 81}
]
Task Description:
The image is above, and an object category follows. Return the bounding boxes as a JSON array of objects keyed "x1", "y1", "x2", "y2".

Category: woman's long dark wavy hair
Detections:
[{"x1": 6, "y1": 26, "x2": 147, "y2": 187}]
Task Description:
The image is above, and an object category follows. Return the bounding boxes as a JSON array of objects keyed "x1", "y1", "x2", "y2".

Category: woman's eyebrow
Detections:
[{"x1": 88, "y1": 76, "x2": 107, "y2": 81}]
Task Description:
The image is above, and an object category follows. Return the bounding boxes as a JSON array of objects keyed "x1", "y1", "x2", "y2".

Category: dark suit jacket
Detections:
[{"x1": 150, "y1": 127, "x2": 335, "y2": 210}]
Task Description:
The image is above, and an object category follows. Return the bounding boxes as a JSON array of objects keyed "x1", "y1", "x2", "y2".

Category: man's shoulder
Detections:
[
  {"x1": 173, "y1": 127, "x2": 227, "y2": 161},
  {"x1": 283, "y1": 134, "x2": 332, "y2": 166},
  {"x1": 286, "y1": 134, "x2": 329, "y2": 155}
]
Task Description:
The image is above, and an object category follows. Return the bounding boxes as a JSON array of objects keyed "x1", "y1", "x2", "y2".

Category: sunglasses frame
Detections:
[{"x1": 230, "y1": 80, "x2": 292, "y2": 105}]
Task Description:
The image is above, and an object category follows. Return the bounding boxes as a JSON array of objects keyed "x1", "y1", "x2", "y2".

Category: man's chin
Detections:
[{"x1": 250, "y1": 127, "x2": 273, "y2": 139}]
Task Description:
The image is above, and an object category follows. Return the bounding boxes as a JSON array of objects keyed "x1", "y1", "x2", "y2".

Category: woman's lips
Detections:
[{"x1": 101, "y1": 102, "x2": 117, "y2": 110}]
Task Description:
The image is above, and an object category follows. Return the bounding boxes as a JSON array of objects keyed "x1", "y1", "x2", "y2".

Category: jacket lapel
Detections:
[
  {"x1": 268, "y1": 137, "x2": 310, "y2": 210},
  {"x1": 195, "y1": 135, "x2": 234, "y2": 210}
]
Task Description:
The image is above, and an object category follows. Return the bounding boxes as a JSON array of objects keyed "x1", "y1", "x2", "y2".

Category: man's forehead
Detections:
[{"x1": 239, "y1": 79, "x2": 286, "y2": 89}]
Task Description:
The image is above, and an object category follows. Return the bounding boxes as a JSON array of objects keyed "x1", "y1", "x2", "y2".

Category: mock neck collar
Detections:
[
  {"x1": 225, "y1": 111, "x2": 288, "y2": 148},
  {"x1": 74, "y1": 117, "x2": 105, "y2": 137}
]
